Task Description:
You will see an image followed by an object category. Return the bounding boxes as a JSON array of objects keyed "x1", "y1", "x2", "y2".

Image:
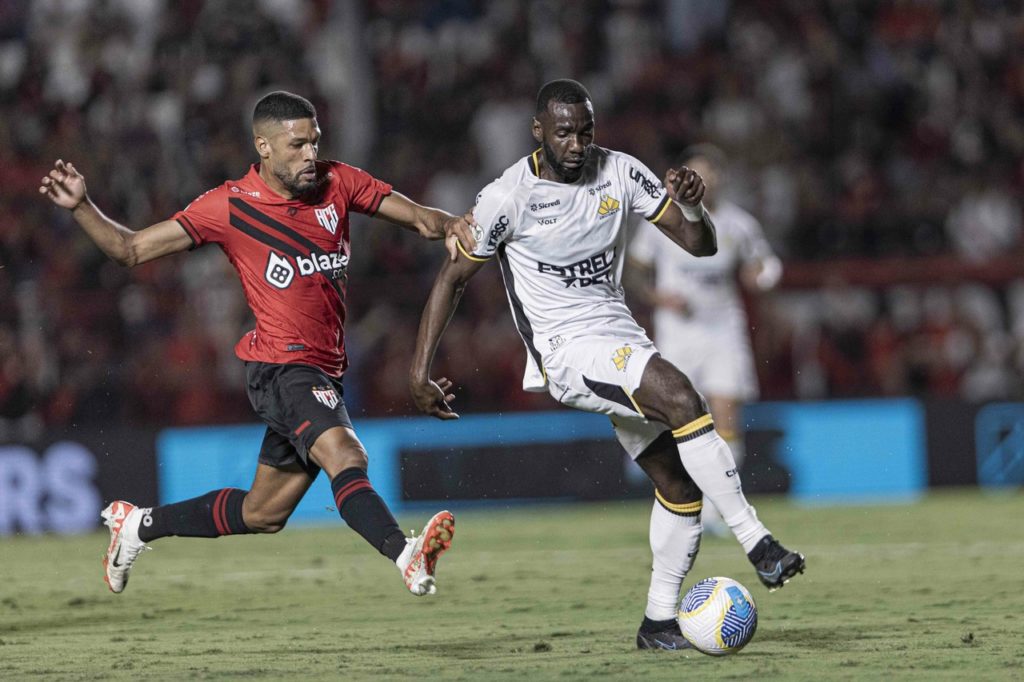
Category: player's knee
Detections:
[
  {"x1": 340, "y1": 446, "x2": 368, "y2": 471},
  {"x1": 667, "y1": 386, "x2": 708, "y2": 427}
]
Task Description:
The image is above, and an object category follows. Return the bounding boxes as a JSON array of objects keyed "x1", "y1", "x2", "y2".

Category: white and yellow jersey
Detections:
[{"x1": 468, "y1": 146, "x2": 672, "y2": 391}]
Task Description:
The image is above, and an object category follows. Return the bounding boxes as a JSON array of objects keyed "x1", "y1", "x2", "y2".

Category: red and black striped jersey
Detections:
[{"x1": 173, "y1": 160, "x2": 392, "y2": 377}]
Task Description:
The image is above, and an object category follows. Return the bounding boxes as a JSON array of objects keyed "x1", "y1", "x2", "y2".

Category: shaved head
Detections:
[{"x1": 253, "y1": 91, "x2": 317, "y2": 133}]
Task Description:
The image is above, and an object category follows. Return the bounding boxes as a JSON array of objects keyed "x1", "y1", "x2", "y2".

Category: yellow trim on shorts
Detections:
[
  {"x1": 672, "y1": 414, "x2": 714, "y2": 439},
  {"x1": 457, "y1": 240, "x2": 491, "y2": 263},
  {"x1": 625, "y1": 389, "x2": 646, "y2": 417},
  {"x1": 649, "y1": 195, "x2": 672, "y2": 224},
  {"x1": 655, "y1": 489, "x2": 703, "y2": 515}
]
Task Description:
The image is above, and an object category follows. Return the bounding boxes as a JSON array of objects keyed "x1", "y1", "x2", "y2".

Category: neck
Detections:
[
  {"x1": 257, "y1": 163, "x2": 296, "y2": 200},
  {"x1": 538, "y1": 158, "x2": 578, "y2": 184}
]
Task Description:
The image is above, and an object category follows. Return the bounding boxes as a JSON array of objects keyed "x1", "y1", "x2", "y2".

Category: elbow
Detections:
[
  {"x1": 116, "y1": 234, "x2": 143, "y2": 268},
  {"x1": 692, "y1": 241, "x2": 718, "y2": 258},
  {"x1": 115, "y1": 245, "x2": 138, "y2": 268}
]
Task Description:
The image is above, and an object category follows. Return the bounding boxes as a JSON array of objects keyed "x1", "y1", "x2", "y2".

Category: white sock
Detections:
[
  {"x1": 644, "y1": 496, "x2": 702, "y2": 621},
  {"x1": 673, "y1": 419, "x2": 768, "y2": 554},
  {"x1": 703, "y1": 432, "x2": 746, "y2": 526},
  {"x1": 722, "y1": 432, "x2": 746, "y2": 470}
]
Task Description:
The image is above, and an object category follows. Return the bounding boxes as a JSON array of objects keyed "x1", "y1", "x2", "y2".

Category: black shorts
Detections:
[{"x1": 245, "y1": 361, "x2": 353, "y2": 475}]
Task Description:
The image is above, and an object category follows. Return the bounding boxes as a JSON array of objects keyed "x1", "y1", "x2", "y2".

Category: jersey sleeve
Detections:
[
  {"x1": 331, "y1": 161, "x2": 393, "y2": 215},
  {"x1": 621, "y1": 155, "x2": 672, "y2": 224},
  {"x1": 466, "y1": 181, "x2": 517, "y2": 261},
  {"x1": 172, "y1": 186, "x2": 229, "y2": 248}
]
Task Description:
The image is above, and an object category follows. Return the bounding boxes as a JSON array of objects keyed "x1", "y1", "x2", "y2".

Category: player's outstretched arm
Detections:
[
  {"x1": 39, "y1": 160, "x2": 193, "y2": 267},
  {"x1": 651, "y1": 167, "x2": 717, "y2": 257},
  {"x1": 409, "y1": 253, "x2": 488, "y2": 420},
  {"x1": 375, "y1": 192, "x2": 477, "y2": 261}
]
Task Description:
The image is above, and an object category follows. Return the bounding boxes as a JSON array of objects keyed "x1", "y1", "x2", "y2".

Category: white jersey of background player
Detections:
[
  {"x1": 410, "y1": 80, "x2": 804, "y2": 651},
  {"x1": 629, "y1": 146, "x2": 781, "y2": 501}
]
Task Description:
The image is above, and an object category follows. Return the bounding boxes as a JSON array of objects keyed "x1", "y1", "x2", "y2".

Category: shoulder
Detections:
[
  {"x1": 323, "y1": 159, "x2": 376, "y2": 187},
  {"x1": 183, "y1": 181, "x2": 232, "y2": 212},
  {"x1": 476, "y1": 157, "x2": 531, "y2": 213},
  {"x1": 600, "y1": 147, "x2": 642, "y2": 173}
]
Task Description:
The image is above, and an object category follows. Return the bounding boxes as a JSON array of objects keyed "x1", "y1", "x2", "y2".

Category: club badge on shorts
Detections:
[
  {"x1": 312, "y1": 385, "x2": 340, "y2": 409},
  {"x1": 612, "y1": 344, "x2": 633, "y2": 371}
]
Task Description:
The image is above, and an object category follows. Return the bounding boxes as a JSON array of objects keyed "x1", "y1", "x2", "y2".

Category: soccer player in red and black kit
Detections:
[{"x1": 39, "y1": 91, "x2": 470, "y2": 597}]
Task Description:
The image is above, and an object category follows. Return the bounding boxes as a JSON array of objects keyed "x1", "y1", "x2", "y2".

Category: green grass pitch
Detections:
[{"x1": 2, "y1": 490, "x2": 1022, "y2": 680}]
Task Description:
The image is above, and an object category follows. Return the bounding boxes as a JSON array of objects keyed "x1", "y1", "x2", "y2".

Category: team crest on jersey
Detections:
[
  {"x1": 612, "y1": 345, "x2": 633, "y2": 372},
  {"x1": 315, "y1": 204, "x2": 340, "y2": 235},
  {"x1": 597, "y1": 194, "x2": 621, "y2": 218},
  {"x1": 312, "y1": 385, "x2": 340, "y2": 409}
]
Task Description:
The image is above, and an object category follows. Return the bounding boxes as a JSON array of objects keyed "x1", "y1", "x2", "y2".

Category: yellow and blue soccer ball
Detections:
[{"x1": 678, "y1": 577, "x2": 758, "y2": 655}]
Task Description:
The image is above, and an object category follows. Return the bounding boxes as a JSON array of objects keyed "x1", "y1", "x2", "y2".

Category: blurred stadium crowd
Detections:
[{"x1": 2, "y1": 0, "x2": 1024, "y2": 437}]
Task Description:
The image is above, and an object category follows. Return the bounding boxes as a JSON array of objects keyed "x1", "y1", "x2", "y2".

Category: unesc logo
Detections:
[
  {"x1": 265, "y1": 252, "x2": 295, "y2": 289},
  {"x1": 315, "y1": 204, "x2": 339, "y2": 235}
]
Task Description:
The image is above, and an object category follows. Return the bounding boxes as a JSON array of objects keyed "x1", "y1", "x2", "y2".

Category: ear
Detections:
[
  {"x1": 254, "y1": 133, "x2": 271, "y2": 160},
  {"x1": 531, "y1": 117, "x2": 543, "y2": 144}
]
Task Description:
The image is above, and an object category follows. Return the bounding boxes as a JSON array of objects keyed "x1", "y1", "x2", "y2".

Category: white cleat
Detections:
[
  {"x1": 395, "y1": 510, "x2": 455, "y2": 596},
  {"x1": 101, "y1": 501, "x2": 150, "y2": 594}
]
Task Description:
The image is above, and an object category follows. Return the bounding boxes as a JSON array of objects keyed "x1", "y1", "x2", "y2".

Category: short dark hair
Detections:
[
  {"x1": 536, "y1": 79, "x2": 591, "y2": 114},
  {"x1": 253, "y1": 91, "x2": 317, "y2": 126},
  {"x1": 679, "y1": 143, "x2": 728, "y2": 171}
]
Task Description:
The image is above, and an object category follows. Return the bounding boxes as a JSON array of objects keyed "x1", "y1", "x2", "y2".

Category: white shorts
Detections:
[
  {"x1": 544, "y1": 335, "x2": 671, "y2": 460},
  {"x1": 655, "y1": 322, "x2": 758, "y2": 401}
]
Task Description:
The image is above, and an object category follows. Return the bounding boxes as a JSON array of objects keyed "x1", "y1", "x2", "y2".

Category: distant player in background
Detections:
[
  {"x1": 39, "y1": 91, "x2": 469, "y2": 597},
  {"x1": 629, "y1": 144, "x2": 781, "y2": 534},
  {"x1": 409, "y1": 80, "x2": 804, "y2": 651}
]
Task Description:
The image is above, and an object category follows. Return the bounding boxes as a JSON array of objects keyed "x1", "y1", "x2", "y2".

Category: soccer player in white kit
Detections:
[
  {"x1": 409, "y1": 80, "x2": 804, "y2": 650},
  {"x1": 629, "y1": 144, "x2": 782, "y2": 534}
]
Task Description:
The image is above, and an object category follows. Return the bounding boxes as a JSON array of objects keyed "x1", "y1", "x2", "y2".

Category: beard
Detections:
[
  {"x1": 273, "y1": 163, "x2": 319, "y2": 197},
  {"x1": 542, "y1": 141, "x2": 589, "y2": 183}
]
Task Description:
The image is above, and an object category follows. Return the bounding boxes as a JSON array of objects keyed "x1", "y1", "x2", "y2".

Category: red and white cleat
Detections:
[
  {"x1": 395, "y1": 510, "x2": 455, "y2": 596},
  {"x1": 100, "y1": 501, "x2": 150, "y2": 594}
]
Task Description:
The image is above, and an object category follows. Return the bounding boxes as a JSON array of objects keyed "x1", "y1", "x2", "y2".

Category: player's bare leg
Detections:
[
  {"x1": 241, "y1": 462, "x2": 318, "y2": 532},
  {"x1": 634, "y1": 433, "x2": 701, "y2": 650},
  {"x1": 634, "y1": 356, "x2": 804, "y2": 590},
  {"x1": 309, "y1": 427, "x2": 454, "y2": 596}
]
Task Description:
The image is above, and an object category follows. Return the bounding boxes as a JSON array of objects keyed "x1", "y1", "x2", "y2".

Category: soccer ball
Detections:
[{"x1": 678, "y1": 577, "x2": 758, "y2": 655}]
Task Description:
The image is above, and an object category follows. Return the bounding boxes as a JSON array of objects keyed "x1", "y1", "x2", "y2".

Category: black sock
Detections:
[
  {"x1": 640, "y1": 615, "x2": 678, "y2": 632},
  {"x1": 331, "y1": 468, "x2": 406, "y2": 561},
  {"x1": 138, "y1": 488, "x2": 253, "y2": 542}
]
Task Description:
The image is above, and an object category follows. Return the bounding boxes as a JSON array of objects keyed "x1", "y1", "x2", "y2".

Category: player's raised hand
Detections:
[
  {"x1": 664, "y1": 166, "x2": 705, "y2": 207},
  {"x1": 443, "y1": 210, "x2": 477, "y2": 261},
  {"x1": 410, "y1": 376, "x2": 460, "y2": 420},
  {"x1": 39, "y1": 160, "x2": 87, "y2": 210}
]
